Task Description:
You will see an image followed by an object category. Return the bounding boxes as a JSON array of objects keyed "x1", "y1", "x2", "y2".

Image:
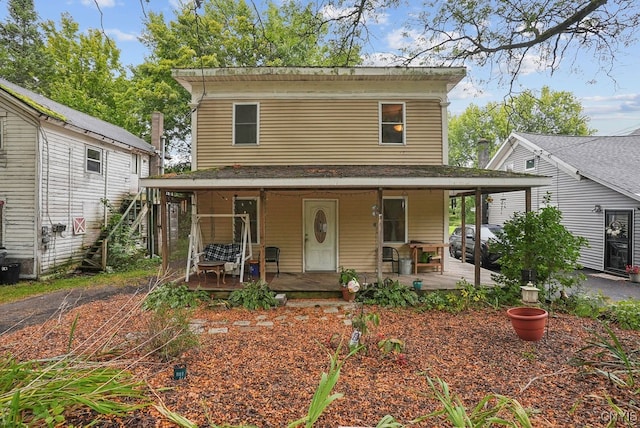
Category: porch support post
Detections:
[
  {"x1": 474, "y1": 188, "x2": 482, "y2": 286},
  {"x1": 160, "y1": 189, "x2": 169, "y2": 273},
  {"x1": 460, "y1": 196, "x2": 466, "y2": 264},
  {"x1": 377, "y1": 188, "x2": 383, "y2": 279},
  {"x1": 260, "y1": 189, "x2": 266, "y2": 282},
  {"x1": 525, "y1": 188, "x2": 532, "y2": 212}
]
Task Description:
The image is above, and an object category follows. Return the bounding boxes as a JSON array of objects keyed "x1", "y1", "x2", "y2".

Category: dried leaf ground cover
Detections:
[{"x1": 2, "y1": 293, "x2": 639, "y2": 427}]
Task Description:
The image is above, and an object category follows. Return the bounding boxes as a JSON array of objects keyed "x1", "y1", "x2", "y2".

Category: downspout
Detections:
[{"x1": 35, "y1": 125, "x2": 43, "y2": 278}]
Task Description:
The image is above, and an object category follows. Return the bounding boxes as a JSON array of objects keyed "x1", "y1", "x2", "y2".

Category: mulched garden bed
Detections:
[{"x1": 2, "y1": 293, "x2": 638, "y2": 427}]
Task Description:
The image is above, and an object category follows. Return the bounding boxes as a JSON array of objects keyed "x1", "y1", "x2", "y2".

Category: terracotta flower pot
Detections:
[
  {"x1": 341, "y1": 287, "x2": 355, "y2": 301},
  {"x1": 506, "y1": 307, "x2": 548, "y2": 341}
]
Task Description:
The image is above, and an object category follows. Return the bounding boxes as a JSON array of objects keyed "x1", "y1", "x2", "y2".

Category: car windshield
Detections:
[{"x1": 480, "y1": 226, "x2": 502, "y2": 240}]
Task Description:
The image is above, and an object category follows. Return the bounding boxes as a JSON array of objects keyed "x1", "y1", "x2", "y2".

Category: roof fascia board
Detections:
[
  {"x1": 487, "y1": 133, "x2": 580, "y2": 180},
  {"x1": 141, "y1": 175, "x2": 551, "y2": 190},
  {"x1": 41, "y1": 116, "x2": 154, "y2": 155},
  {"x1": 196, "y1": 92, "x2": 447, "y2": 101}
]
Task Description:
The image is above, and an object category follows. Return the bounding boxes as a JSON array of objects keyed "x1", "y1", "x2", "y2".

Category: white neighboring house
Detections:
[
  {"x1": 0, "y1": 78, "x2": 157, "y2": 279},
  {"x1": 486, "y1": 131, "x2": 640, "y2": 276}
]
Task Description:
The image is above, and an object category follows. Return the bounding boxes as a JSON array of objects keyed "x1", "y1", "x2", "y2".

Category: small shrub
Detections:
[
  {"x1": 228, "y1": 280, "x2": 277, "y2": 310},
  {"x1": 146, "y1": 304, "x2": 199, "y2": 362},
  {"x1": 419, "y1": 290, "x2": 451, "y2": 311},
  {"x1": 606, "y1": 300, "x2": 640, "y2": 330},
  {"x1": 377, "y1": 337, "x2": 405, "y2": 355},
  {"x1": 552, "y1": 292, "x2": 608, "y2": 318},
  {"x1": 143, "y1": 283, "x2": 209, "y2": 311},
  {"x1": 359, "y1": 278, "x2": 419, "y2": 307},
  {"x1": 457, "y1": 279, "x2": 490, "y2": 309}
]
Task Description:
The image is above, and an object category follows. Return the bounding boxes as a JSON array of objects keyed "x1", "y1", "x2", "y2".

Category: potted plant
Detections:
[
  {"x1": 626, "y1": 265, "x2": 640, "y2": 283},
  {"x1": 339, "y1": 267, "x2": 359, "y2": 301},
  {"x1": 412, "y1": 278, "x2": 423, "y2": 290}
]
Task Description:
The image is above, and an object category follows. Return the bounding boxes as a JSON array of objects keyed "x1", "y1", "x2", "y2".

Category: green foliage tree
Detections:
[
  {"x1": 448, "y1": 86, "x2": 595, "y2": 167},
  {"x1": 40, "y1": 13, "x2": 130, "y2": 128},
  {"x1": 124, "y1": 0, "x2": 362, "y2": 155},
  {"x1": 0, "y1": 0, "x2": 51, "y2": 90},
  {"x1": 492, "y1": 194, "x2": 588, "y2": 296}
]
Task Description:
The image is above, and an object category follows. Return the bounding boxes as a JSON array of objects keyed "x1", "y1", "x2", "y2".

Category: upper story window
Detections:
[
  {"x1": 383, "y1": 197, "x2": 407, "y2": 243},
  {"x1": 380, "y1": 102, "x2": 405, "y2": 145},
  {"x1": 86, "y1": 147, "x2": 102, "y2": 173},
  {"x1": 525, "y1": 158, "x2": 535, "y2": 170},
  {"x1": 233, "y1": 103, "x2": 259, "y2": 145},
  {"x1": 234, "y1": 197, "x2": 259, "y2": 244}
]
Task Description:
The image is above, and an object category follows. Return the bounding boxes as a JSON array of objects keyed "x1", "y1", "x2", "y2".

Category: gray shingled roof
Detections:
[
  {"x1": 0, "y1": 78, "x2": 155, "y2": 154},
  {"x1": 517, "y1": 132, "x2": 640, "y2": 198}
]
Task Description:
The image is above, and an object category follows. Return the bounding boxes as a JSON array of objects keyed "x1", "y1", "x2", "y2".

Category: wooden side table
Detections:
[{"x1": 409, "y1": 243, "x2": 448, "y2": 275}]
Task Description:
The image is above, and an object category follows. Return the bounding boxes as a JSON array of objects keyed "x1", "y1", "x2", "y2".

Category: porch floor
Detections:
[{"x1": 181, "y1": 254, "x2": 497, "y2": 297}]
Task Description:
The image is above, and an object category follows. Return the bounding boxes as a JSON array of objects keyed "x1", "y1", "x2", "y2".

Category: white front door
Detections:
[{"x1": 304, "y1": 200, "x2": 337, "y2": 272}]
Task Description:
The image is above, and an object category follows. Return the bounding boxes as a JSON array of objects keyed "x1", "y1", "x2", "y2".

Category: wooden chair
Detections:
[
  {"x1": 265, "y1": 246, "x2": 280, "y2": 276},
  {"x1": 382, "y1": 246, "x2": 399, "y2": 275}
]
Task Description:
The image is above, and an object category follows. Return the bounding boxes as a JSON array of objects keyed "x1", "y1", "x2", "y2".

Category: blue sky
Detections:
[{"x1": 1, "y1": 0, "x2": 639, "y2": 136}]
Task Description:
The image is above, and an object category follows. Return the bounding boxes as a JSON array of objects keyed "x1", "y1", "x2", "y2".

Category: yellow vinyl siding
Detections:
[
  {"x1": 196, "y1": 99, "x2": 442, "y2": 168},
  {"x1": 196, "y1": 189, "x2": 446, "y2": 274}
]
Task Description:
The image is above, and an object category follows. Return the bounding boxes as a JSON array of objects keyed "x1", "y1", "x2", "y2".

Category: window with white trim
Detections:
[
  {"x1": 131, "y1": 153, "x2": 139, "y2": 174},
  {"x1": 86, "y1": 147, "x2": 102, "y2": 173},
  {"x1": 383, "y1": 197, "x2": 407, "y2": 243},
  {"x1": 233, "y1": 103, "x2": 259, "y2": 145},
  {"x1": 233, "y1": 197, "x2": 259, "y2": 244},
  {"x1": 525, "y1": 158, "x2": 535, "y2": 170},
  {"x1": 380, "y1": 102, "x2": 405, "y2": 144}
]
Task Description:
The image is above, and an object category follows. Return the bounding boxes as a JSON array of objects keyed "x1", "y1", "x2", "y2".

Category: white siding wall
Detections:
[
  {"x1": 0, "y1": 103, "x2": 38, "y2": 275},
  {"x1": 489, "y1": 144, "x2": 639, "y2": 271},
  {"x1": 39, "y1": 125, "x2": 150, "y2": 274}
]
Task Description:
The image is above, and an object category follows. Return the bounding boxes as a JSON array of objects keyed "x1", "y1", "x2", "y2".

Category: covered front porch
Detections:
[{"x1": 182, "y1": 253, "x2": 497, "y2": 298}]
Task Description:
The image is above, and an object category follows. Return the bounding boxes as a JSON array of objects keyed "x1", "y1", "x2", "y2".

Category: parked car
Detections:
[{"x1": 449, "y1": 224, "x2": 503, "y2": 268}]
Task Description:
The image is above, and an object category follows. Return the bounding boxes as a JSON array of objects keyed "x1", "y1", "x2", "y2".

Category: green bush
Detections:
[
  {"x1": 359, "y1": 278, "x2": 419, "y2": 307},
  {"x1": 143, "y1": 283, "x2": 210, "y2": 311},
  {"x1": 419, "y1": 290, "x2": 452, "y2": 311},
  {"x1": 228, "y1": 280, "x2": 277, "y2": 310},
  {"x1": 605, "y1": 300, "x2": 640, "y2": 330},
  {"x1": 552, "y1": 292, "x2": 608, "y2": 319},
  {"x1": 491, "y1": 193, "x2": 588, "y2": 297}
]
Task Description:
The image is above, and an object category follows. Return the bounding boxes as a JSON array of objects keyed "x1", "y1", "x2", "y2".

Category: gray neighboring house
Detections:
[
  {"x1": 0, "y1": 78, "x2": 157, "y2": 279},
  {"x1": 486, "y1": 131, "x2": 640, "y2": 276}
]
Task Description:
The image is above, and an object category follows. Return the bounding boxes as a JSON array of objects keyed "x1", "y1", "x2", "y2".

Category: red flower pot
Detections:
[{"x1": 506, "y1": 307, "x2": 548, "y2": 341}]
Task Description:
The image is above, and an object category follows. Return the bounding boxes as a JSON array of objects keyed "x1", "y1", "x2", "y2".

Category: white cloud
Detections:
[
  {"x1": 81, "y1": 0, "x2": 115, "y2": 7},
  {"x1": 105, "y1": 28, "x2": 138, "y2": 42},
  {"x1": 579, "y1": 93, "x2": 640, "y2": 135}
]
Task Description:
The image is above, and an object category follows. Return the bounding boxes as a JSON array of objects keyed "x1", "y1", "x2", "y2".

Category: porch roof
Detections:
[{"x1": 140, "y1": 164, "x2": 550, "y2": 192}]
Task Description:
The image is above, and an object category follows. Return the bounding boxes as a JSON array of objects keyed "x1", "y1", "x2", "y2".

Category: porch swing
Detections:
[{"x1": 185, "y1": 213, "x2": 253, "y2": 284}]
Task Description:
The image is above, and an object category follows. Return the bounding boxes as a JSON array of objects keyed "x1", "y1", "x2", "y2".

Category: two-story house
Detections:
[
  {"x1": 142, "y1": 67, "x2": 549, "y2": 285},
  {"x1": 0, "y1": 78, "x2": 157, "y2": 280}
]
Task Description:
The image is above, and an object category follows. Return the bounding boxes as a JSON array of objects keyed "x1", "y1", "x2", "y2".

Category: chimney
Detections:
[
  {"x1": 150, "y1": 112, "x2": 164, "y2": 176},
  {"x1": 477, "y1": 138, "x2": 490, "y2": 168}
]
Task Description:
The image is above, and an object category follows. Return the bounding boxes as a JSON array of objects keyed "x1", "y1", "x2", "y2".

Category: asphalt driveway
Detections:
[{"x1": 579, "y1": 269, "x2": 640, "y2": 302}]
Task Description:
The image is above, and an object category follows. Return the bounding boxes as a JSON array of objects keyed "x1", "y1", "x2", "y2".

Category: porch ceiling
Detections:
[{"x1": 141, "y1": 164, "x2": 551, "y2": 193}]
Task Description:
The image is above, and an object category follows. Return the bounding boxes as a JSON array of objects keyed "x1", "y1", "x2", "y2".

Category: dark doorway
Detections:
[{"x1": 604, "y1": 210, "x2": 633, "y2": 274}]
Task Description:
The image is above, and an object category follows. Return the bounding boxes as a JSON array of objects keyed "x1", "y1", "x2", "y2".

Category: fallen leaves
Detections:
[{"x1": 2, "y1": 294, "x2": 639, "y2": 427}]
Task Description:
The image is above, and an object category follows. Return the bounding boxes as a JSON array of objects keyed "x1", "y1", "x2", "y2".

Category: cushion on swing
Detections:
[{"x1": 203, "y1": 243, "x2": 242, "y2": 262}]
